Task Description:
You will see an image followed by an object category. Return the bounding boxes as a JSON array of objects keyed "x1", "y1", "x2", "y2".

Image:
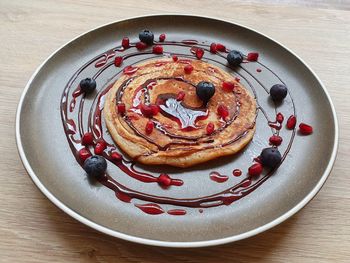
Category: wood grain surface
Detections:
[{"x1": 1, "y1": 0, "x2": 349, "y2": 262}]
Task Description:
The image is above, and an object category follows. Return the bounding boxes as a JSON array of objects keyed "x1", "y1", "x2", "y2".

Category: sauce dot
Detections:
[{"x1": 233, "y1": 169, "x2": 242, "y2": 177}]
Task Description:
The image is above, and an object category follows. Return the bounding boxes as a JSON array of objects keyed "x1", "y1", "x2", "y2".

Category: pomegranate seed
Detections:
[
  {"x1": 247, "y1": 52, "x2": 259, "y2": 61},
  {"x1": 248, "y1": 163, "x2": 263, "y2": 176},
  {"x1": 152, "y1": 45, "x2": 163, "y2": 54},
  {"x1": 222, "y1": 81, "x2": 235, "y2": 92},
  {"x1": 136, "y1": 41, "x2": 147, "y2": 50},
  {"x1": 299, "y1": 123, "x2": 313, "y2": 135},
  {"x1": 117, "y1": 103, "x2": 126, "y2": 114},
  {"x1": 216, "y1": 43, "x2": 226, "y2": 52},
  {"x1": 114, "y1": 56, "x2": 123, "y2": 67},
  {"x1": 184, "y1": 64, "x2": 194, "y2": 74},
  {"x1": 150, "y1": 104, "x2": 159, "y2": 115},
  {"x1": 256, "y1": 68, "x2": 262, "y2": 72},
  {"x1": 140, "y1": 104, "x2": 154, "y2": 118},
  {"x1": 145, "y1": 120, "x2": 154, "y2": 134},
  {"x1": 269, "y1": 135, "x2": 283, "y2": 146},
  {"x1": 286, "y1": 115, "x2": 297, "y2": 129},
  {"x1": 159, "y1": 33, "x2": 166, "y2": 42},
  {"x1": 94, "y1": 140, "x2": 107, "y2": 155},
  {"x1": 158, "y1": 173, "x2": 171, "y2": 187},
  {"x1": 235, "y1": 77, "x2": 240, "y2": 82},
  {"x1": 78, "y1": 148, "x2": 92, "y2": 162},
  {"x1": 196, "y1": 48, "x2": 204, "y2": 59},
  {"x1": 276, "y1": 112, "x2": 284, "y2": 123},
  {"x1": 176, "y1": 91, "x2": 185, "y2": 101},
  {"x1": 210, "y1": 43, "x2": 217, "y2": 53},
  {"x1": 217, "y1": 105, "x2": 229, "y2": 119},
  {"x1": 111, "y1": 152, "x2": 122, "y2": 160},
  {"x1": 172, "y1": 55, "x2": 178, "y2": 62},
  {"x1": 121, "y1": 37, "x2": 129, "y2": 48},
  {"x1": 82, "y1": 132, "x2": 94, "y2": 145},
  {"x1": 206, "y1": 122, "x2": 215, "y2": 135}
]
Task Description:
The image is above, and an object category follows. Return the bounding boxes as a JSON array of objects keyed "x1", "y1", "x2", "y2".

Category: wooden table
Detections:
[{"x1": 1, "y1": 0, "x2": 349, "y2": 262}]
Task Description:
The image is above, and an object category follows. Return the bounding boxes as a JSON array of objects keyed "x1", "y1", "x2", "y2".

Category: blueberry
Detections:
[
  {"x1": 83, "y1": 155, "x2": 107, "y2": 178},
  {"x1": 196, "y1": 81, "x2": 215, "y2": 103},
  {"x1": 260, "y1": 147, "x2": 282, "y2": 168},
  {"x1": 139, "y1": 29, "x2": 154, "y2": 45},
  {"x1": 227, "y1": 50, "x2": 243, "y2": 66},
  {"x1": 80, "y1": 78, "x2": 96, "y2": 94},
  {"x1": 270, "y1": 84, "x2": 287, "y2": 101}
]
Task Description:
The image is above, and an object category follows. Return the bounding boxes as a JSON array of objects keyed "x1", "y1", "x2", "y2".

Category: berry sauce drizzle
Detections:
[
  {"x1": 209, "y1": 172, "x2": 229, "y2": 183},
  {"x1": 60, "y1": 37, "x2": 296, "y2": 215}
]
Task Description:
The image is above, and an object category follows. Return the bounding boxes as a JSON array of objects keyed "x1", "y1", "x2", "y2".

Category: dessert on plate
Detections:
[
  {"x1": 61, "y1": 28, "x2": 313, "y2": 214},
  {"x1": 104, "y1": 58, "x2": 257, "y2": 167}
]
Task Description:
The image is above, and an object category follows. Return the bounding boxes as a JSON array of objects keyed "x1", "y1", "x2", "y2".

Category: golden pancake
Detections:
[{"x1": 104, "y1": 58, "x2": 257, "y2": 167}]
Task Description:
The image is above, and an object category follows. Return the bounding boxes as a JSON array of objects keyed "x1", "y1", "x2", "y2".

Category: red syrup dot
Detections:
[
  {"x1": 66, "y1": 119, "x2": 77, "y2": 134},
  {"x1": 209, "y1": 172, "x2": 229, "y2": 183},
  {"x1": 116, "y1": 191, "x2": 132, "y2": 203},
  {"x1": 155, "y1": 61, "x2": 167, "y2": 67},
  {"x1": 232, "y1": 169, "x2": 242, "y2": 177},
  {"x1": 256, "y1": 68, "x2": 262, "y2": 72},
  {"x1": 181, "y1": 39, "x2": 198, "y2": 45},
  {"x1": 268, "y1": 122, "x2": 282, "y2": 130},
  {"x1": 241, "y1": 179, "x2": 252, "y2": 188},
  {"x1": 222, "y1": 196, "x2": 240, "y2": 205},
  {"x1": 169, "y1": 179, "x2": 184, "y2": 187},
  {"x1": 199, "y1": 209, "x2": 204, "y2": 213},
  {"x1": 95, "y1": 51, "x2": 115, "y2": 68},
  {"x1": 167, "y1": 209, "x2": 186, "y2": 216},
  {"x1": 135, "y1": 203, "x2": 165, "y2": 215},
  {"x1": 69, "y1": 87, "x2": 83, "y2": 112},
  {"x1": 123, "y1": 66, "x2": 138, "y2": 75}
]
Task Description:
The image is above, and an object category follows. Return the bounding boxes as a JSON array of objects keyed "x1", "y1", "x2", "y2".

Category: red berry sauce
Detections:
[
  {"x1": 209, "y1": 172, "x2": 229, "y2": 183},
  {"x1": 232, "y1": 169, "x2": 242, "y2": 177}
]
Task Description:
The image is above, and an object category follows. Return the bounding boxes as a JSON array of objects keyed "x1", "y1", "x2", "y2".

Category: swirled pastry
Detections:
[{"x1": 104, "y1": 58, "x2": 256, "y2": 167}]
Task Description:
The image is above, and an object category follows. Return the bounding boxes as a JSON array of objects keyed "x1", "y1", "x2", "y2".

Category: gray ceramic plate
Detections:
[{"x1": 16, "y1": 15, "x2": 338, "y2": 247}]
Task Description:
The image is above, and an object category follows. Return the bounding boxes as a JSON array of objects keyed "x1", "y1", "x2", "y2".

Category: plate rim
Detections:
[{"x1": 15, "y1": 14, "x2": 339, "y2": 248}]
